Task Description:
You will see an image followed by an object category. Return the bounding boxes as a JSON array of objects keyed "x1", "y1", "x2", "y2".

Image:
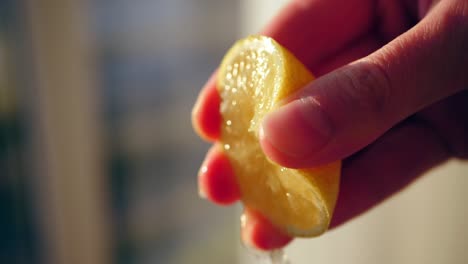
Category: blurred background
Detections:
[{"x1": 0, "y1": 0, "x2": 467, "y2": 264}]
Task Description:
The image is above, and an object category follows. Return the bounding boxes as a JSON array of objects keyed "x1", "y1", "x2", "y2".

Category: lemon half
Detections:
[{"x1": 217, "y1": 35, "x2": 341, "y2": 237}]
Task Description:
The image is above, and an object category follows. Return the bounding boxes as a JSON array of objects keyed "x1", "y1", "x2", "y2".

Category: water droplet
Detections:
[
  {"x1": 226, "y1": 73, "x2": 232, "y2": 80},
  {"x1": 240, "y1": 213, "x2": 247, "y2": 227},
  {"x1": 224, "y1": 144, "x2": 231, "y2": 150},
  {"x1": 226, "y1": 120, "x2": 232, "y2": 126}
]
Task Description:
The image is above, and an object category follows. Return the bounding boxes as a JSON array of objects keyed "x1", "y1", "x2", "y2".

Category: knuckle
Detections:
[{"x1": 337, "y1": 62, "x2": 392, "y2": 118}]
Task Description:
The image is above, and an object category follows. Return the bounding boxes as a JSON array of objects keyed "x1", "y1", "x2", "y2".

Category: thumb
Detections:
[{"x1": 260, "y1": 1, "x2": 468, "y2": 168}]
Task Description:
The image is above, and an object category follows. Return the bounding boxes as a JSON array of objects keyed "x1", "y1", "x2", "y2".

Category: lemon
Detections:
[{"x1": 217, "y1": 35, "x2": 341, "y2": 237}]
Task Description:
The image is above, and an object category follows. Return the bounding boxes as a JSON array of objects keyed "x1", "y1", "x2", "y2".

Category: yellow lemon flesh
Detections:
[{"x1": 217, "y1": 35, "x2": 341, "y2": 237}]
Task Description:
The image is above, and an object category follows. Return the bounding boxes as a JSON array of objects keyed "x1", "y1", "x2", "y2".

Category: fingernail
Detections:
[
  {"x1": 261, "y1": 97, "x2": 332, "y2": 159},
  {"x1": 198, "y1": 188, "x2": 207, "y2": 199}
]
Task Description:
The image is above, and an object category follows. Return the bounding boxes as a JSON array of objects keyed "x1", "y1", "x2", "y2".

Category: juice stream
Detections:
[{"x1": 245, "y1": 246, "x2": 291, "y2": 264}]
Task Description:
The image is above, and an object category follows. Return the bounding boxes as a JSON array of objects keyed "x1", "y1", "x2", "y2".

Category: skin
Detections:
[{"x1": 192, "y1": 0, "x2": 468, "y2": 250}]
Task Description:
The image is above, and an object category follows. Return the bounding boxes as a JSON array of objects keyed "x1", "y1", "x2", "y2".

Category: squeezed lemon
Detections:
[{"x1": 218, "y1": 35, "x2": 341, "y2": 237}]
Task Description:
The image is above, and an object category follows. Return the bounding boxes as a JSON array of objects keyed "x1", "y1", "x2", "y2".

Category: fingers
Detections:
[
  {"x1": 198, "y1": 145, "x2": 292, "y2": 249},
  {"x1": 330, "y1": 120, "x2": 449, "y2": 228},
  {"x1": 194, "y1": 34, "x2": 384, "y2": 250},
  {"x1": 260, "y1": 1, "x2": 468, "y2": 168},
  {"x1": 198, "y1": 147, "x2": 292, "y2": 250},
  {"x1": 241, "y1": 208, "x2": 292, "y2": 250},
  {"x1": 191, "y1": 72, "x2": 221, "y2": 141},
  {"x1": 198, "y1": 145, "x2": 240, "y2": 205}
]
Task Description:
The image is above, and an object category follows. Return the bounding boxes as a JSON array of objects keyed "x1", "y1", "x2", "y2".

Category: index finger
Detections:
[{"x1": 192, "y1": 72, "x2": 221, "y2": 142}]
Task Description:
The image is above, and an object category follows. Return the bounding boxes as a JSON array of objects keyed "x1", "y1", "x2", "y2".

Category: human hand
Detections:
[{"x1": 192, "y1": 0, "x2": 468, "y2": 250}]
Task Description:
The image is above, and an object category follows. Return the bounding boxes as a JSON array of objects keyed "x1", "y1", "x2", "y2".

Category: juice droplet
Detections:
[{"x1": 240, "y1": 213, "x2": 247, "y2": 228}]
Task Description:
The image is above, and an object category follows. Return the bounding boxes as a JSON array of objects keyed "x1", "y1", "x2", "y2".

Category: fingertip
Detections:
[
  {"x1": 241, "y1": 208, "x2": 292, "y2": 251},
  {"x1": 198, "y1": 145, "x2": 240, "y2": 205},
  {"x1": 258, "y1": 100, "x2": 332, "y2": 168},
  {"x1": 192, "y1": 73, "x2": 222, "y2": 141},
  {"x1": 258, "y1": 125, "x2": 298, "y2": 168}
]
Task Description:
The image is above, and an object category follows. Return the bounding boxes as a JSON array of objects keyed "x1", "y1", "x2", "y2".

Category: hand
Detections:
[{"x1": 192, "y1": 0, "x2": 468, "y2": 250}]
